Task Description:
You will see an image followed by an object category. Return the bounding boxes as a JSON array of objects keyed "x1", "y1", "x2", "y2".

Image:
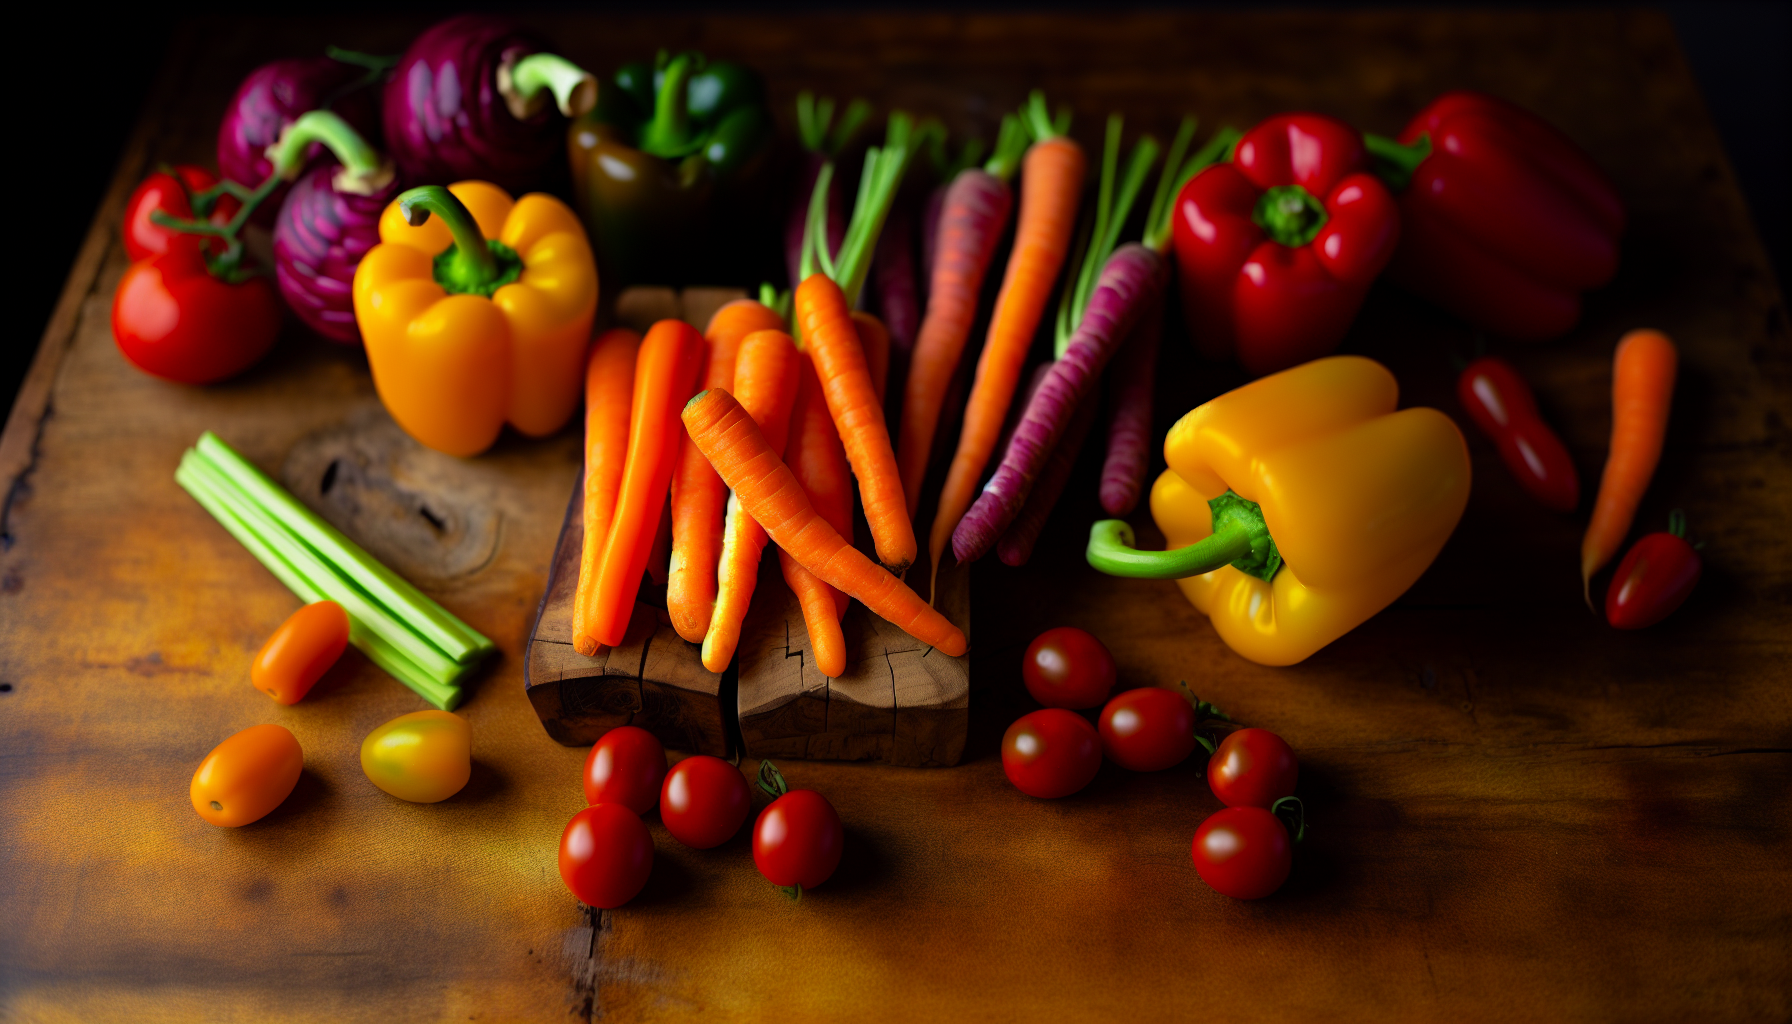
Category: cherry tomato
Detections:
[
  {"x1": 1021, "y1": 626, "x2": 1117, "y2": 709},
  {"x1": 1098, "y1": 687, "x2": 1197, "y2": 772},
  {"x1": 123, "y1": 165, "x2": 241, "y2": 262},
  {"x1": 251, "y1": 601, "x2": 348, "y2": 704},
  {"x1": 112, "y1": 237, "x2": 281, "y2": 385},
  {"x1": 1192, "y1": 806, "x2": 1292, "y2": 899},
  {"x1": 1002, "y1": 708, "x2": 1102, "y2": 798},
  {"x1": 583, "y1": 726, "x2": 667, "y2": 815},
  {"x1": 559, "y1": 803, "x2": 654, "y2": 908},
  {"x1": 1207, "y1": 727, "x2": 1299, "y2": 808},
  {"x1": 1458, "y1": 356, "x2": 1580, "y2": 513},
  {"x1": 1606, "y1": 514, "x2": 1702, "y2": 629},
  {"x1": 753, "y1": 788, "x2": 844, "y2": 890},
  {"x1": 360, "y1": 711, "x2": 471, "y2": 803},
  {"x1": 660, "y1": 755, "x2": 751, "y2": 849},
  {"x1": 191, "y1": 723, "x2": 303, "y2": 827}
]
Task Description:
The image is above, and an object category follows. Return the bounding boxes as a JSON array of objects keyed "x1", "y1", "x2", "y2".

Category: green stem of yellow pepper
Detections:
[
  {"x1": 1088, "y1": 490, "x2": 1284, "y2": 581},
  {"x1": 398, "y1": 186, "x2": 523, "y2": 298}
]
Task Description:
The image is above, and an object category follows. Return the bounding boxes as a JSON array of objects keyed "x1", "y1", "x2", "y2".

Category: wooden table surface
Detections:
[{"x1": 3, "y1": 10, "x2": 1788, "y2": 1023}]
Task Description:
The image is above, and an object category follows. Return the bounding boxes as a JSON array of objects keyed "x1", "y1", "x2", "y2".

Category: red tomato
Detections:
[
  {"x1": 123, "y1": 165, "x2": 241, "y2": 262},
  {"x1": 1192, "y1": 806, "x2": 1292, "y2": 899},
  {"x1": 583, "y1": 726, "x2": 667, "y2": 815},
  {"x1": 660, "y1": 755, "x2": 751, "y2": 849},
  {"x1": 1021, "y1": 627, "x2": 1117, "y2": 709},
  {"x1": 1606, "y1": 519, "x2": 1702, "y2": 629},
  {"x1": 112, "y1": 238, "x2": 280, "y2": 384},
  {"x1": 251, "y1": 601, "x2": 348, "y2": 704},
  {"x1": 1002, "y1": 708, "x2": 1102, "y2": 798},
  {"x1": 753, "y1": 789, "x2": 844, "y2": 889},
  {"x1": 559, "y1": 803, "x2": 654, "y2": 909},
  {"x1": 1208, "y1": 728, "x2": 1299, "y2": 808},
  {"x1": 1098, "y1": 687, "x2": 1197, "y2": 772},
  {"x1": 1458, "y1": 356, "x2": 1580, "y2": 512}
]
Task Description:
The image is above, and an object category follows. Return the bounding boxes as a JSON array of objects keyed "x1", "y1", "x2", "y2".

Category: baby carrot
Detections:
[
  {"x1": 796, "y1": 273, "x2": 917, "y2": 572},
  {"x1": 667, "y1": 299, "x2": 784, "y2": 643},
  {"x1": 1582, "y1": 328, "x2": 1678, "y2": 601},
  {"x1": 683, "y1": 388, "x2": 966, "y2": 657},
  {"x1": 583, "y1": 319, "x2": 706, "y2": 650},
  {"x1": 571, "y1": 327, "x2": 640, "y2": 656},
  {"x1": 929, "y1": 93, "x2": 1084, "y2": 588},
  {"x1": 781, "y1": 349, "x2": 854, "y2": 676},
  {"x1": 702, "y1": 329, "x2": 801, "y2": 673}
]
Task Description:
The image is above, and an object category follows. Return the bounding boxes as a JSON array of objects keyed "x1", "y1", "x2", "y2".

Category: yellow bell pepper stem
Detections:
[
  {"x1": 1087, "y1": 520, "x2": 1251, "y2": 579},
  {"x1": 397, "y1": 186, "x2": 520, "y2": 296}
]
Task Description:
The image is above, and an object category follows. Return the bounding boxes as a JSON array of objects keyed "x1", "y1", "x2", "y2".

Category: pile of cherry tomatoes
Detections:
[
  {"x1": 559, "y1": 727, "x2": 845, "y2": 907},
  {"x1": 1002, "y1": 626, "x2": 1308, "y2": 900}
]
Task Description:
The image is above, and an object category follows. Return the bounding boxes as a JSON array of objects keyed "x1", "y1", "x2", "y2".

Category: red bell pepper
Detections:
[
  {"x1": 1368, "y1": 91, "x2": 1624, "y2": 341},
  {"x1": 122, "y1": 166, "x2": 241, "y2": 262},
  {"x1": 1172, "y1": 113, "x2": 1399, "y2": 376}
]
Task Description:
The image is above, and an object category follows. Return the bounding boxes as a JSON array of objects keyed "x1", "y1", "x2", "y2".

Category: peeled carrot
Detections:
[
  {"x1": 1581, "y1": 329, "x2": 1678, "y2": 600},
  {"x1": 796, "y1": 273, "x2": 916, "y2": 572},
  {"x1": 667, "y1": 299, "x2": 783, "y2": 643},
  {"x1": 683, "y1": 388, "x2": 966, "y2": 656},
  {"x1": 702, "y1": 329, "x2": 801, "y2": 672},
  {"x1": 852, "y1": 310, "x2": 891, "y2": 405},
  {"x1": 928, "y1": 95, "x2": 1084, "y2": 588},
  {"x1": 780, "y1": 349, "x2": 854, "y2": 676},
  {"x1": 583, "y1": 320, "x2": 706, "y2": 650},
  {"x1": 571, "y1": 327, "x2": 641, "y2": 656}
]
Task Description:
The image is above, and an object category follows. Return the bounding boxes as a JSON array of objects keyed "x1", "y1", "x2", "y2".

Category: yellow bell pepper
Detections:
[
  {"x1": 1087, "y1": 356, "x2": 1471, "y2": 666},
  {"x1": 352, "y1": 181, "x2": 597, "y2": 457}
]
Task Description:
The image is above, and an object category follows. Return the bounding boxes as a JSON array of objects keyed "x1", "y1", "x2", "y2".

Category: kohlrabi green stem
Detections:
[
  {"x1": 1087, "y1": 520, "x2": 1254, "y2": 579},
  {"x1": 268, "y1": 110, "x2": 385, "y2": 182},
  {"x1": 639, "y1": 52, "x2": 703, "y2": 158},
  {"x1": 1363, "y1": 131, "x2": 1431, "y2": 193},
  {"x1": 507, "y1": 52, "x2": 597, "y2": 117},
  {"x1": 325, "y1": 45, "x2": 400, "y2": 72}
]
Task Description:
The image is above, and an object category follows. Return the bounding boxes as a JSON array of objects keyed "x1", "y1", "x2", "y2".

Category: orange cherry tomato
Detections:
[
  {"x1": 360, "y1": 710, "x2": 472, "y2": 803},
  {"x1": 191, "y1": 724, "x2": 304, "y2": 827},
  {"x1": 252, "y1": 601, "x2": 350, "y2": 704}
]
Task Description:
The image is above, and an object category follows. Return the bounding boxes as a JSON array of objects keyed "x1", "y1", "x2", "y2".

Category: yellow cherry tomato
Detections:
[
  {"x1": 251, "y1": 601, "x2": 349, "y2": 704},
  {"x1": 360, "y1": 710, "x2": 472, "y2": 803},
  {"x1": 191, "y1": 724, "x2": 304, "y2": 827}
]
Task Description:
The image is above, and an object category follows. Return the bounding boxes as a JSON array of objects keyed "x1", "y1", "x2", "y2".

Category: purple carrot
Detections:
[
  {"x1": 998, "y1": 388, "x2": 1099, "y2": 566},
  {"x1": 871, "y1": 191, "x2": 921, "y2": 417},
  {"x1": 217, "y1": 55, "x2": 385, "y2": 225},
  {"x1": 1098, "y1": 292, "x2": 1163, "y2": 516},
  {"x1": 921, "y1": 181, "x2": 946, "y2": 288},
  {"x1": 952, "y1": 244, "x2": 1164, "y2": 563}
]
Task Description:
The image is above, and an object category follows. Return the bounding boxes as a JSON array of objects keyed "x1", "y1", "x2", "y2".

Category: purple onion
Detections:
[
  {"x1": 382, "y1": 15, "x2": 593, "y2": 193},
  {"x1": 217, "y1": 56, "x2": 382, "y2": 223}
]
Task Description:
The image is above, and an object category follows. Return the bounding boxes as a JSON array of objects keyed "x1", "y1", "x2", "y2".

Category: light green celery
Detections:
[
  {"x1": 176, "y1": 460, "x2": 463, "y2": 709},
  {"x1": 179, "y1": 451, "x2": 463, "y2": 684},
  {"x1": 193, "y1": 432, "x2": 492, "y2": 663}
]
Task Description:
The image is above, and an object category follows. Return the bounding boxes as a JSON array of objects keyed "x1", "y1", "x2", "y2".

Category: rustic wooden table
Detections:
[{"x1": 3, "y1": 10, "x2": 1788, "y2": 1023}]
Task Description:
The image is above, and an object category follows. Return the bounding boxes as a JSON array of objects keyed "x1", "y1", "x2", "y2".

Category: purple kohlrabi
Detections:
[{"x1": 218, "y1": 55, "x2": 383, "y2": 223}]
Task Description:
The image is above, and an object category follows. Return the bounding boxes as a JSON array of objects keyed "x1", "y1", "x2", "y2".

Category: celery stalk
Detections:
[{"x1": 193, "y1": 432, "x2": 493, "y2": 663}]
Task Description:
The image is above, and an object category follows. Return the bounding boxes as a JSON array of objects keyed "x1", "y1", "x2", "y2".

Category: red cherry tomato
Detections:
[
  {"x1": 112, "y1": 238, "x2": 281, "y2": 385},
  {"x1": 1606, "y1": 515, "x2": 1702, "y2": 629},
  {"x1": 559, "y1": 803, "x2": 654, "y2": 909},
  {"x1": 753, "y1": 789, "x2": 844, "y2": 889},
  {"x1": 1021, "y1": 627, "x2": 1117, "y2": 709},
  {"x1": 1002, "y1": 708, "x2": 1102, "y2": 798},
  {"x1": 583, "y1": 726, "x2": 667, "y2": 815},
  {"x1": 1192, "y1": 806, "x2": 1292, "y2": 899},
  {"x1": 660, "y1": 755, "x2": 751, "y2": 849},
  {"x1": 1098, "y1": 687, "x2": 1197, "y2": 772},
  {"x1": 1458, "y1": 356, "x2": 1580, "y2": 513},
  {"x1": 251, "y1": 600, "x2": 349, "y2": 705},
  {"x1": 1208, "y1": 728, "x2": 1299, "y2": 808},
  {"x1": 123, "y1": 165, "x2": 241, "y2": 262}
]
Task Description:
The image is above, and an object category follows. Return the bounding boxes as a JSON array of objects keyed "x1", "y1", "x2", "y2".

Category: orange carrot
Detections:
[
  {"x1": 646, "y1": 496, "x2": 672, "y2": 588},
  {"x1": 702, "y1": 329, "x2": 802, "y2": 672},
  {"x1": 928, "y1": 116, "x2": 1084, "y2": 590},
  {"x1": 780, "y1": 349, "x2": 854, "y2": 676},
  {"x1": 1582, "y1": 329, "x2": 1678, "y2": 601},
  {"x1": 852, "y1": 310, "x2": 891, "y2": 406},
  {"x1": 667, "y1": 299, "x2": 783, "y2": 642},
  {"x1": 583, "y1": 320, "x2": 706, "y2": 650},
  {"x1": 571, "y1": 327, "x2": 641, "y2": 656},
  {"x1": 683, "y1": 388, "x2": 966, "y2": 656},
  {"x1": 796, "y1": 273, "x2": 916, "y2": 572}
]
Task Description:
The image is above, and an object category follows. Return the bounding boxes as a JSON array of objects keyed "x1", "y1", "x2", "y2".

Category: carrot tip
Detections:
[{"x1": 684, "y1": 389, "x2": 710, "y2": 411}]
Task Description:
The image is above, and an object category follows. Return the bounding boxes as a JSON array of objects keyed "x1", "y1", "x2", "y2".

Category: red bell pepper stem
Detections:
[
  {"x1": 1363, "y1": 132, "x2": 1432, "y2": 192},
  {"x1": 1252, "y1": 185, "x2": 1328, "y2": 247}
]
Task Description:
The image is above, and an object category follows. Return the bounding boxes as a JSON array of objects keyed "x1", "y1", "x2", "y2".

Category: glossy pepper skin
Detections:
[
  {"x1": 351, "y1": 181, "x2": 597, "y2": 457},
  {"x1": 1173, "y1": 114, "x2": 1399, "y2": 376},
  {"x1": 1378, "y1": 91, "x2": 1624, "y2": 341},
  {"x1": 1092, "y1": 356, "x2": 1471, "y2": 666},
  {"x1": 569, "y1": 51, "x2": 774, "y2": 286},
  {"x1": 1457, "y1": 355, "x2": 1579, "y2": 512}
]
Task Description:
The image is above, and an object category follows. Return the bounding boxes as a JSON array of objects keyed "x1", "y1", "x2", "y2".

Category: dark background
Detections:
[{"x1": 7, "y1": 2, "x2": 1787, "y2": 419}]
